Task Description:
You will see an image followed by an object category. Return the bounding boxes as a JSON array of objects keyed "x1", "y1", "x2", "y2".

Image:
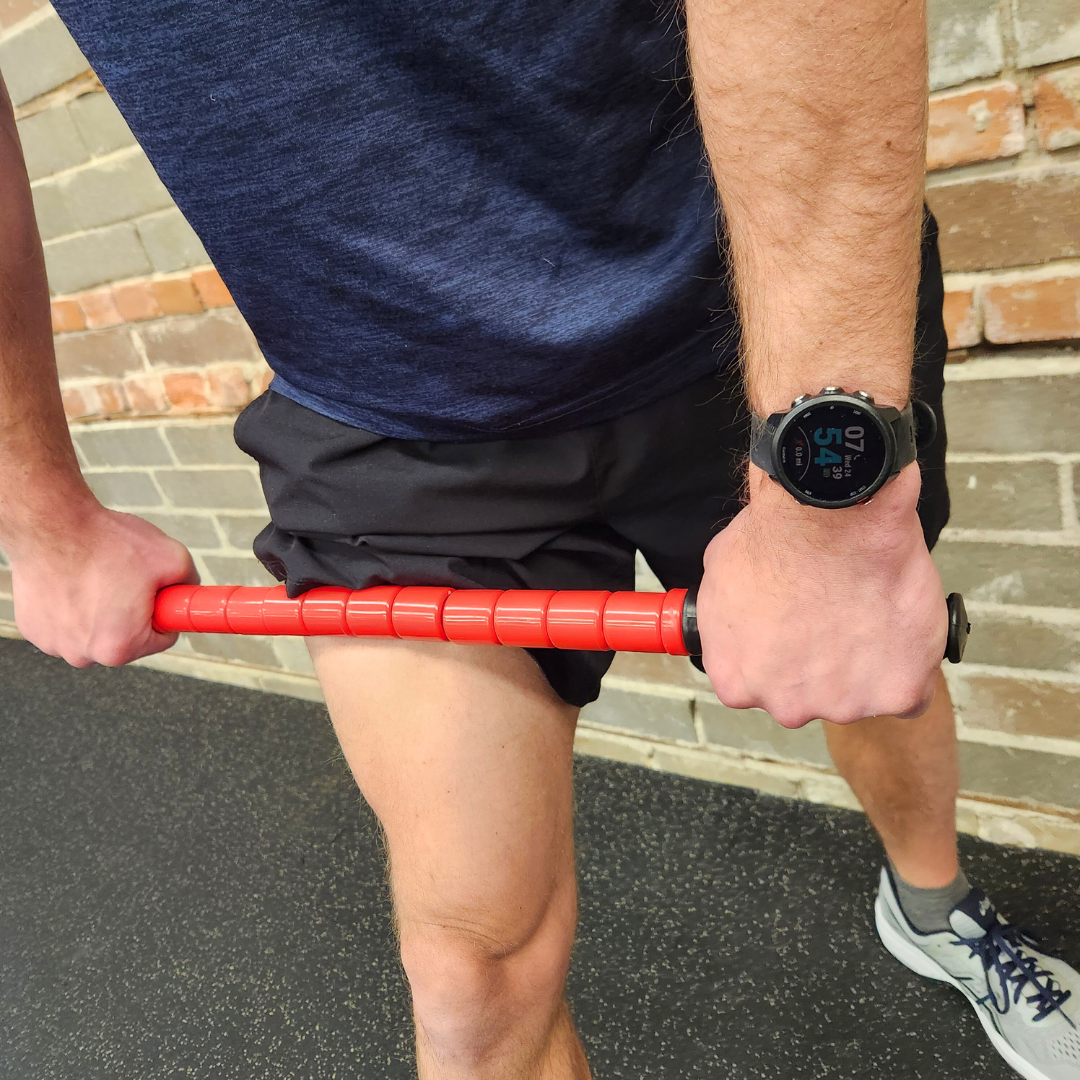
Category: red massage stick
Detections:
[{"x1": 153, "y1": 584, "x2": 971, "y2": 662}]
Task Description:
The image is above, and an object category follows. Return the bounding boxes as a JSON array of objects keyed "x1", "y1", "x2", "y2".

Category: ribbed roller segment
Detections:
[
  {"x1": 391, "y1": 587, "x2": 454, "y2": 640},
  {"x1": 442, "y1": 590, "x2": 502, "y2": 644},
  {"x1": 153, "y1": 583, "x2": 693, "y2": 655},
  {"x1": 345, "y1": 586, "x2": 402, "y2": 636}
]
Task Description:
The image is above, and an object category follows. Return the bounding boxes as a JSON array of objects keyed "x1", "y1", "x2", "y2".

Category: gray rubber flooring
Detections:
[{"x1": 2, "y1": 635, "x2": 1079, "y2": 1079}]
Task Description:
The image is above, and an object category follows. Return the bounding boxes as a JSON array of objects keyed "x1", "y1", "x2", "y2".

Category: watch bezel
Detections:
[{"x1": 770, "y1": 393, "x2": 897, "y2": 509}]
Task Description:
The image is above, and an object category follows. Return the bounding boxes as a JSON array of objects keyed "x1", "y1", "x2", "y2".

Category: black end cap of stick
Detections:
[
  {"x1": 945, "y1": 592, "x2": 970, "y2": 664},
  {"x1": 682, "y1": 589, "x2": 702, "y2": 657}
]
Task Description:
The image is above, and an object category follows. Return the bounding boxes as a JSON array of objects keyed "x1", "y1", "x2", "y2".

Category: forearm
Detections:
[
  {"x1": 686, "y1": 0, "x2": 928, "y2": 415},
  {"x1": 0, "y1": 76, "x2": 96, "y2": 557}
]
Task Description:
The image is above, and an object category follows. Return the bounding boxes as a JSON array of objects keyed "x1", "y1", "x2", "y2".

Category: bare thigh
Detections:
[{"x1": 309, "y1": 635, "x2": 580, "y2": 969}]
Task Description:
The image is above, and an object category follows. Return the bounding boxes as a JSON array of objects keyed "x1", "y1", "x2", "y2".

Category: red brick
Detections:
[
  {"x1": 123, "y1": 373, "x2": 169, "y2": 415},
  {"x1": 138, "y1": 310, "x2": 261, "y2": 369},
  {"x1": 151, "y1": 277, "x2": 205, "y2": 316},
  {"x1": 926, "y1": 168, "x2": 1080, "y2": 272},
  {"x1": 205, "y1": 364, "x2": 252, "y2": 409},
  {"x1": 61, "y1": 380, "x2": 129, "y2": 421},
  {"x1": 62, "y1": 386, "x2": 90, "y2": 420},
  {"x1": 190, "y1": 267, "x2": 234, "y2": 308},
  {"x1": 250, "y1": 363, "x2": 274, "y2": 396},
  {"x1": 94, "y1": 381, "x2": 129, "y2": 416},
  {"x1": 54, "y1": 326, "x2": 141, "y2": 380},
  {"x1": 0, "y1": 0, "x2": 45, "y2": 32},
  {"x1": 77, "y1": 288, "x2": 124, "y2": 330},
  {"x1": 51, "y1": 299, "x2": 85, "y2": 334},
  {"x1": 942, "y1": 288, "x2": 980, "y2": 349},
  {"x1": 112, "y1": 279, "x2": 163, "y2": 323},
  {"x1": 162, "y1": 371, "x2": 211, "y2": 411},
  {"x1": 982, "y1": 273, "x2": 1080, "y2": 344},
  {"x1": 1034, "y1": 67, "x2": 1080, "y2": 152},
  {"x1": 927, "y1": 82, "x2": 1025, "y2": 171}
]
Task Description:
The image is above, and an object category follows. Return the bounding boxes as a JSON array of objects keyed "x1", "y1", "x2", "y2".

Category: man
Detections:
[{"x1": 1, "y1": 0, "x2": 1077, "y2": 1076}]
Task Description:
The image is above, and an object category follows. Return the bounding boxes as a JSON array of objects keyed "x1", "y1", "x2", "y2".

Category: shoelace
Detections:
[{"x1": 952, "y1": 922, "x2": 1074, "y2": 1023}]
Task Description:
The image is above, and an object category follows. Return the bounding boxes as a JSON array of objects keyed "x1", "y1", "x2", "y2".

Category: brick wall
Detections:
[
  {"x1": 1, "y1": 1, "x2": 1079, "y2": 854},
  {"x1": 924, "y1": 0, "x2": 1080, "y2": 841}
]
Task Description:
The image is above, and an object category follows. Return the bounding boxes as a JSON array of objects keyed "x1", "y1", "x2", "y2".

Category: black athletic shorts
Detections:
[{"x1": 234, "y1": 214, "x2": 950, "y2": 709}]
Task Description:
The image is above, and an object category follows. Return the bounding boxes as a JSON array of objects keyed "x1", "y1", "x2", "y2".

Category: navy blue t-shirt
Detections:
[{"x1": 52, "y1": 0, "x2": 737, "y2": 440}]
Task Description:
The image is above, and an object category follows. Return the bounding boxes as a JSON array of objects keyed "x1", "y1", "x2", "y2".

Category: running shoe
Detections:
[{"x1": 876, "y1": 865, "x2": 1080, "y2": 1080}]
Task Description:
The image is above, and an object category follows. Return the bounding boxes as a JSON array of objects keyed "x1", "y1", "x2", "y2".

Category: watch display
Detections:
[
  {"x1": 777, "y1": 399, "x2": 891, "y2": 506},
  {"x1": 750, "y1": 388, "x2": 922, "y2": 510}
]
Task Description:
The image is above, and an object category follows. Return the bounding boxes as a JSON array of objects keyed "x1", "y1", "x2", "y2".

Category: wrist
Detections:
[
  {"x1": 749, "y1": 371, "x2": 912, "y2": 418},
  {"x1": 747, "y1": 460, "x2": 922, "y2": 548},
  {"x1": 0, "y1": 474, "x2": 104, "y2": 562}
]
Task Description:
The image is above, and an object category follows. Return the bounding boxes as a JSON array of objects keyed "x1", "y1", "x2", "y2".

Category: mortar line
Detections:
[
  {"x1": 955, "y1": 724, "x2": 1080, "y2": 760},
  {"x1": 1060, "y1": 462, "x2": 1079, "y2": 531},
  {"x1": 948, "y1": 661, "x2": 1080, "y2": 685},
  {"x1": 947, "y1": 452, "x2": 1080, "y2": 464},
  {"x1": 28, "y1": 143, "x2": 144, "y2": 186},
  {"x1": 944, "y1": 260, "x2": 1080, "y2": 289},
  {"x1": 926, "y1": 143, "x2": 1080, "y2": 188},
  {"x1": 155, "y1": 420, "x2": 183, "y2": 468},
  {"x1": 42, "y1": 204, "x2": 189, "y2": 253},
  {"x1": 576, "y1": 715, "x2": 702, "y2": 752},
  {"x1": 600, "y1": 675, "x2": 697, "y2": 702},
  {"x1": 64, "y1": 415, "x2": 240, "y2": 431},
  {"x1": 938, "y1": 526, "x2": 1080, "y2": 546},
  {"x1": 79, "y1": 463, "x2": 260, "y2": 474},
  {"x1": 943, "y1": 356, "x2": 1080, "y2": 382},
  {"x1": 964, "y1": 600, "x2": 1080, "y2": 625},
  {"x1": 692, "y1": 699, "x2": 708, "y2": 747},
  {"x1": 206, "y1": 516, "x2": 232, "y2": 551},
  {"x1": 127, "y1": 324, "x2": 153, "y2": 372}
]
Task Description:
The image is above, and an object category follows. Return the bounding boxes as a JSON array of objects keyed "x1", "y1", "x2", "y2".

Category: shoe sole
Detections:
[{"x1": 874, "y1": 890, "x2": 1055, "y2": 1080}]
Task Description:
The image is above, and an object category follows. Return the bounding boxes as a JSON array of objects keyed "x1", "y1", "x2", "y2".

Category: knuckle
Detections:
[
  {"x1": 89, "y1": 634, "x2": 138, "y2": 668},
  {"x1": 718, "y1": 690, "x2": 755, "y2": 711},
  {"x1": 707, "y1": 671, "x2": 753, "y2": 712},
  {"x1": 771, "y1": 708, "x2": 816, "y2": 730},
  {"x1": 879, "y1": 677, "x2": 935, "y2": 720},
  {"x1": 97, "y1": 647, "x2": 131, "y2": 668},
  {"x1": 762, "y1": 688, "x2": 819, "y2": 729},
  {"x1": 827, "y1": 707, "x2": 865, "y2": 727},
  {"x1": 895, "y1": 690, "x2": 933, "y2": 720}
]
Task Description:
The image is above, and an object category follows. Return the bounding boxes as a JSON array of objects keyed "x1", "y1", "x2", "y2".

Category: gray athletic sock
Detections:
[{"x1": 887, "y1": 858, "x2": 972, "y2": 934}]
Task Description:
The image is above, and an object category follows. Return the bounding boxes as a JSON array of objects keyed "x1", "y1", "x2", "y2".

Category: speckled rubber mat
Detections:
[{"x1": 2, "y1": 636, "x2": 1078, "y2": 1079}]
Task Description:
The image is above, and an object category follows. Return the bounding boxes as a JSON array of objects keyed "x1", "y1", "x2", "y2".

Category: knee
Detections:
[{"x1": 398, "y1": 882, "x2": 576, "y2": 1062}]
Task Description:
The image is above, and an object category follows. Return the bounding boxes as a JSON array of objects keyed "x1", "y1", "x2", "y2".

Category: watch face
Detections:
[{"x1": 777, "y1": 400, "x2": 890, "y2": 506}]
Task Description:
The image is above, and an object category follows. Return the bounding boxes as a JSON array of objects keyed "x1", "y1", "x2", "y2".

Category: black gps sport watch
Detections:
[{"x1": 749, "y1": 388, "x2": 936, "y2": 510}]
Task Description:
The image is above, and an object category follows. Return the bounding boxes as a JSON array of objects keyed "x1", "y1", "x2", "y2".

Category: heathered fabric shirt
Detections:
[{"x1": 52, "y1": 0, "x2": 737, "y2": 440}]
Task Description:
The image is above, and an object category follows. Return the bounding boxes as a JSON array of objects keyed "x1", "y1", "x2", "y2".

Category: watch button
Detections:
[
  {"x1": 854, "y1": 390, "x2": 874, "y2": 403},
  {"x1": 821, "y1": 386, "x2": 843, "y2": 395},
  {"x1": 791, "y1": 395, "x2": 809, "y2": 408}
]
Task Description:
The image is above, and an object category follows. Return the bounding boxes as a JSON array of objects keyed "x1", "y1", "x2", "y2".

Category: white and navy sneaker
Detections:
[{"x1": 876, "y1": 866, "x2": 1080, "y2": 1079}]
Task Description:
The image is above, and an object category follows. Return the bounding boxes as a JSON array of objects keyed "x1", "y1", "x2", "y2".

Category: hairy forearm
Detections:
[
  {"x1": 0, "y1": 77, "x2": 95, "y2": 556},
  {"x1": 686, "y1": 0, "x2": 928, "y2": 415}
]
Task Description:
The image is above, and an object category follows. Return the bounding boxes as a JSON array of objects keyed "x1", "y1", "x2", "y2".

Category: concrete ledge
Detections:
[{"x1": 573, "y1": 726, "x2": 1080, "y2": 859}]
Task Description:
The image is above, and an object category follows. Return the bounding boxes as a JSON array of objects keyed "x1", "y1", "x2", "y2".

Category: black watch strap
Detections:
[
  {"x1": 750, "y1": 397, "x2": 928, "y2": 478},
  {"x1": 748, "y1": 413, "x2": 777, "y2": 475}
]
